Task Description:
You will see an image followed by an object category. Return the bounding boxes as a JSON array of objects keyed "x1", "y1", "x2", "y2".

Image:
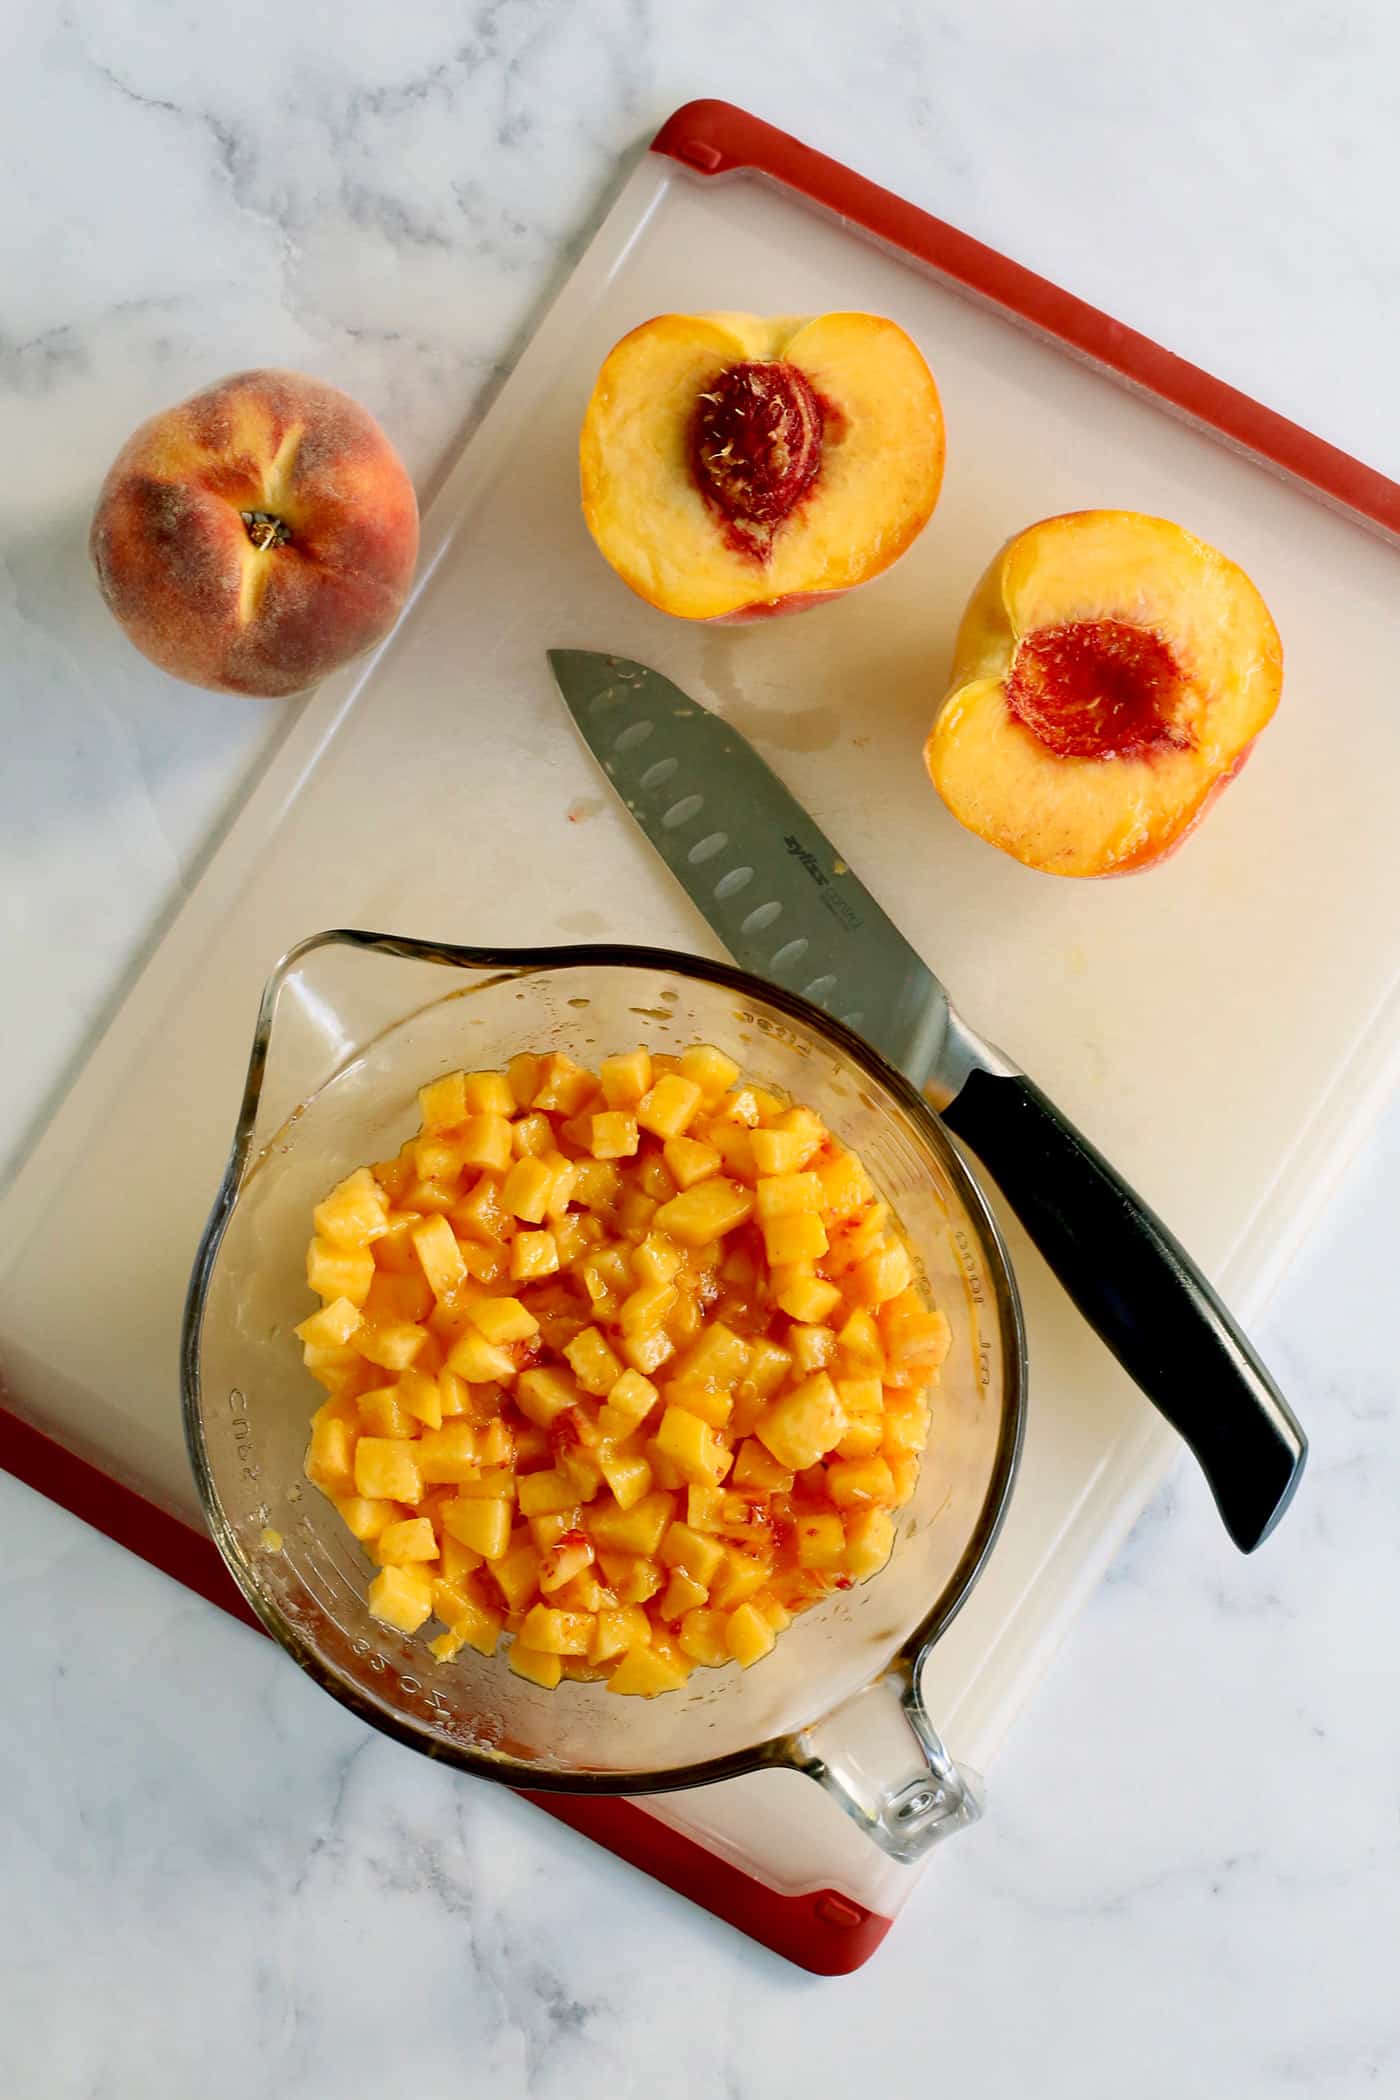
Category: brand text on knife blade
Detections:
[{"x1": 784, "y1": 834, "x2": 863, "y2": 931}]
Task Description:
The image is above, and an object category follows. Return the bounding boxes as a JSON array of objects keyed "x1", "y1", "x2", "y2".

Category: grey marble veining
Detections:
[{"x1": 3, "y1": 2, "x2": 1399, "y2": 2094}]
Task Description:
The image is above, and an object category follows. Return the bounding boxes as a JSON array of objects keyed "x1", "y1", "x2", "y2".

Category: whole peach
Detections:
[{"x1": 90, "y1": 369, "x2": 419, "y2": 698}]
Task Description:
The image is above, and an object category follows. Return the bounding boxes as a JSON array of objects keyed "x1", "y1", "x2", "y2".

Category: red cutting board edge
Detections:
[{"x1": 5, "y1": 98, "x2": 1398, "y2": 1978}]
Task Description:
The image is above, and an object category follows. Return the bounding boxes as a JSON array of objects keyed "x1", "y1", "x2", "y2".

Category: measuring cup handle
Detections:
[{"x1": 786, "y1": 1661, "x2": 983, "y2": 1863}]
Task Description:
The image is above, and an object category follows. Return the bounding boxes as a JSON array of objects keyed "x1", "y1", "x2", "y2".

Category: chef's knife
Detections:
[{"x1": 548, "y1": 647, "x2": 1306, "y2": 1553}]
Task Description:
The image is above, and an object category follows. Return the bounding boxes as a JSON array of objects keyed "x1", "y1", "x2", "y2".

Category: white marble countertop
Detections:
[{"x1": 3, "y1": 4, "x2": 1398, "y2": 2094}]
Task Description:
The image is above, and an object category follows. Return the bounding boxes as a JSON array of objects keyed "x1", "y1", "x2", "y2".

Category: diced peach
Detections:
[
  {"x1": 417, "y1": 1423, "x2": 481, "y2": 1484},
  {"x1": 295, "y1": 1296, "x2": 364, "y2": 1349},
  {"x1": 489, "y1": 1534, "x2": 541, "y2": 1610},
  {"x1": 659, "y1": 1566, "x2": 709, "y2": 1620},
  {"x1": 750, "y1": 1127, "x2": 810, "y2": 1176},
  {"x1": 395, "y1": 1367, "x2": 442, "y2": 1430},
  {"x1": 506, "y1": 1230, "x2": 556, "y2": 1283},
  {"x1": 530, "y1": 1052, "x2": 595, "y2": 1116},
  {"x1": 826, "y1": 1456, "x2": 897, "y2": 1508},
  {"x1": 726, "y1": 1601, "x2": 777, "y2": 1668},
  {"x1": 655, "y1": 1406, "x2": 731, "y2": 1488},
  {"x1": 313, "y1": 1167, "x2": 389, "y2": 1248},
  {"x1": 332, "y1": 1493, "x2": 396, "y2": 1541},
  {"x1": 452, "y1": 1466, "x2": 516, "y2": 1500},
  {"x1": 306, "y1": 1237, "x2": 375, "y2": 1305},
  {"x1": 659, "y1": 1522, "x2": 725, "y2": 1588},
  {"x1": 589, "y1": 1111, "x2": 639, "y2": 1160},
  {"x1": 795, "y1": 1512, "x2": 847, "y2": 1568},
  {"x1": 757, "y1": 1373, "x2": 846, "y2": 1472},
  {"x1": 589, "y1": 1604, "x2": 651, "y2": 1663},
  {"x1": 306, "y1": 1405, "x2": 358, "y2": 1495},
  {"x1": 776, "y1": 1273, "x2": 843, "y2": 1325},
  {"x1": 515, "y1": 1365, "x2": 580, "y2": 1428},
  {"x1": 755, "y1": 1172, "x2": 822, "y2": 1221},
  {"x1": 637, "y1": 1073, "x2": 704, "y2": 1140},
  {"x1": 788, "y1": 1325, "x2": 837, "y2": 1376},
  {"x1": 655, "y1": 1179, "x2": 754, "y2": 1246},
  {"x1": 519, "y1": 1605, "x2": 594, "y2": 1655},
  {"x1": 705, "y1": 1120, "x2": 756, "y2": 1180},
  {"x1": 467, "y1": 1295, "x2": 538, "y2": 1346},
  {"x1": 588, "y1": 1491, "x2": 675, "y2": 1558},
  {"x1": 356, "y1": 1384, "x2": 413, "y2": 1440},
  {"x1": 516, "y1": 1469, "x2": 580, "y2": 1519},
  {"x1": 662, "y1": 1135, "x2": 721, "y2": 1190},
  {"x1": 599, "y1": 1448, "x2": 653, "y2": 1511},
  {"x1": 368, "y1": 1564, "x2": 433, "y2": 1634},
  {"x1": 709, "y1": 1544, "x2": 772, "y2": 1610},
  {"x1": 354, "y1": 1437, "x2": 422, "y2": 1504},
  {"x1": 377, "y1": 1516, "x2": 438, "y2": 1565},
  {"x1": 741, "y1": 1337, "x2": 792, "y2": 1400},
  {"x1": 762, "y1": 1212, "x2": 828, "y2": 1266},
  {"x1": 441, "y1": 1496, "x2": 512, "y2": 1559},
  {"x1": 598, "y1": 1554, "x2": 664, "y2": 1605},
  {"x1": 600, "y1": 1369, "x2": 659, "y2": 1437},
  {"x1": 502, "y1": 1155, "x2": 554, "y2": 1224},
  {"x1": 844, "y1": 1506, "x2": 896, "y2": 1579},
  {"x1": 730, "y1": 1439, "x2": 794, "y2": 1494},
  {"x1": 604, "y1": 1645, "x2": 689, "y2": 1697},
  {"x1": 659, "y1": 1377, "x2": 731, "y2": 1430},
  {"x1": 508, "y1": 1643, "x2": 563, "y2": 1689},
  {"x1": 620, "y1": 1328, "x2": 675, "y2": 1377},
  {"x1": 442, "y1": 1329, "x2": 514, "y2": 1386},
  {"x1": 407, "y1": 1214, "x2": 466, "y2": 1300},
  {"x1": 599, "y1": 1047, "x2": 652, "y2": 1108},
  {"x1": 677, "y1": 1609, "x2": 730, "y2": 1667},
  {"x1": 837, "y1": 1311, "x2": 885, "y2": 1377}
]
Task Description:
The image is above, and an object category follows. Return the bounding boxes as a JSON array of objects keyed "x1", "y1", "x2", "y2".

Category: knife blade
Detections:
[
  {"x1": 546, "y1": 647, "x2": 1002, "y2": 1106},
  {"x1": 549, "y1": 647, "x2": 1307, "y2": 1554}
]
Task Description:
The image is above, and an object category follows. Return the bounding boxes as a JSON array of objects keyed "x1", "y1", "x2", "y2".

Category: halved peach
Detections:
[
  {"x1": 579, "y1": 312, "x2": 944, "y2": 622},
  {"x1": 924, "y1": 510, "x2": 1283, "y2": 877}
]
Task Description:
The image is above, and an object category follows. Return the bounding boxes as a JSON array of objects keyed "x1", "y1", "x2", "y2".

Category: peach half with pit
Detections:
[
  {"x1": 579, "y1": 312, "x2": 945, "y2": 621},
  {"x1": 924, "y1": 510, "x2": 1283, "y2": 877}
]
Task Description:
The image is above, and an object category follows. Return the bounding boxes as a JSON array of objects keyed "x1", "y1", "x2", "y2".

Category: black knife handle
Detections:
[{"x1": 940, "y1": 1068, "x2": 1306, "y2": 1552}]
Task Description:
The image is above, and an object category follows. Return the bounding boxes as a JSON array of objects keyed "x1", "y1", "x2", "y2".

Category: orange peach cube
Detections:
[
  {"x1": 313, "y1": 1167, "x2": 389, "y2": 1248},
  {"x1": 757, "y1": 1373, "x2": 846, "y2": 1473},
  {"x1": 677, "y1": 1609, "x2": 730, "y2": 1667},
  {"x1": 588, "y1": 1491, "x2": 675, "y2": 1558},
  {"x1": 726, "y1": 1600, "x2": 777, "y2": 1668},
  {"x1": 445, "y1": 1330, "x2": 517, "y2": 1386},
  {"x1": 637, "y1": 1074, "x2": 704, "y2": 1140},
  {"x1": 502, "y1": 1155, "x2": 554, "y2": 1223},
  {"x1": 774, "y1": 1272, "x2": 843, "y2": 1325},
  {"x1": 354, "y1": 1437, "x2": 422, "y2": 1504},
  {"x1": 295, "y1": 1296, "x2": 364, "y2": 1350},
  {"x1": 306, "y1": 1237, "x2": 375, "y2": 1306},
  {"x1": 755, "y1": 1172, "x2": 822, "y2": 1221},
  {"x1": 519, "y1": 1605, "x2": 594, "y2": 1655},
  {"x1": 368, "y1": 1565, "x2": 433, "y2": 1634},
  {"x1": 562, "y1": 1326, "x2": 623, "y2": 1397},
  {"x1": 679, "y1": 1044, "x2": 741, "y2": 1098},
  {"x1": 761, "y1": 1212, "x2": 828, "y2": 1266},
  {"x1": 843, "y1": 1507, "x2": 896, "y2": 1579},
  {"x1": 654, "y1": 1178, "x2": 754, "y2": 1247},
  {"x1": 468, "y1": 1296, "x2": 539, "y2": 1347},
  {"x1": 441, "y1": 1497, "x2": 512, "y2": 1560},
  {"x1": 531, "y1": 1052, "x2": 596, "y2": 1115},
  {"x1": 659, "y1": 1566, "x2": 709, "y2": 1620},
  {"x1": 410, "y1": 1214, "x2": 467, "y2": 1299},
  {"x1": 749, "y1": 1127, "x2": 811, "y2": 1176},
  {"x1": 517, "y1": 1469, "x2": 581, "y2": 1518},
  {"x1": 600, "y1": 1048, "x2": 652, "y2": 1108},
  {"x1": 599, "y1": 1448, "x2": 653, "y2": 1511},
  {"x1": 417, "y1": 1423, "x2": 481, "y2": 1485},
  {"x1": 377, "y1": 1517, "x2": 438, "y2": 1565},
  {"x1": 795, "y1": 1512, "x2": 847, "y2": 1568},
  {"x1": 509, "y1": 1230, "x2": 559, "y2": 1283},
  {"x1": 662, "y1": 1135, "x2": 720, "y2": 1189},
  {"x1": 654, "y1": 1406, "x2": 730, "y2": 1488},
  {"x1": 508, "y1": 1644, "x2": 563, "y2": 1689},
  {"x1": 589, "y1": 1605, "x2": 651, "y2": 1664},
  {"x1": 604, "y1": 1645, "x2": 689, "y2": 1697},
  {"x1": 659, "y1": 1521, "x2": 725, "y2": 1588},
  {"x1": 590, "y1": 1111, "x2": 639, "y2": 1160},
  {"x1": 332, "y1": 1494, "x2": 396, "y2": 1541}
]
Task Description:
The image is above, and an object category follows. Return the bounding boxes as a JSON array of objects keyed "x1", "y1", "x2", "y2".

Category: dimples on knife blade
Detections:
[{"x1": 548, "y1": 649, "x2": 951, "y2": 1083}]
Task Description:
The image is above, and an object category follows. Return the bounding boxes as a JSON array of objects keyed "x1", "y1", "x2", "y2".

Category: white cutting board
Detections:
[{"x1": 3, "y1": 144, "x2": 1398, "y2": 1906}]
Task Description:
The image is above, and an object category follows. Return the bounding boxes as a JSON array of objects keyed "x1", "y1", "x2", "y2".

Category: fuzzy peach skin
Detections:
[
  {"x1": 579, "y1": 312, "x2": 944, "y2": 622},
  {"x1": 90, "y1": 370, "x2": 419, "y2": 698},
  {"x1": 924, "y1": 510, "x2": 1283, "y2": 878}
]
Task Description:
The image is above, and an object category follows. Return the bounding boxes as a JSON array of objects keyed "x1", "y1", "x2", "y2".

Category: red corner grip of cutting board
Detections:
[
  {"x1": 0, "y1": 1402, "x2": 890, "y2": 1976},
  {"x1": 651, "y1": 100, "x2": 1400, "y2": 542}
]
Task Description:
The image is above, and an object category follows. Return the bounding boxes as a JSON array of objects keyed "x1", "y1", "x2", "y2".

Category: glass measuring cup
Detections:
[{"x1": 183, "y1": 931, "x2": 1025, "y2": 1861}]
